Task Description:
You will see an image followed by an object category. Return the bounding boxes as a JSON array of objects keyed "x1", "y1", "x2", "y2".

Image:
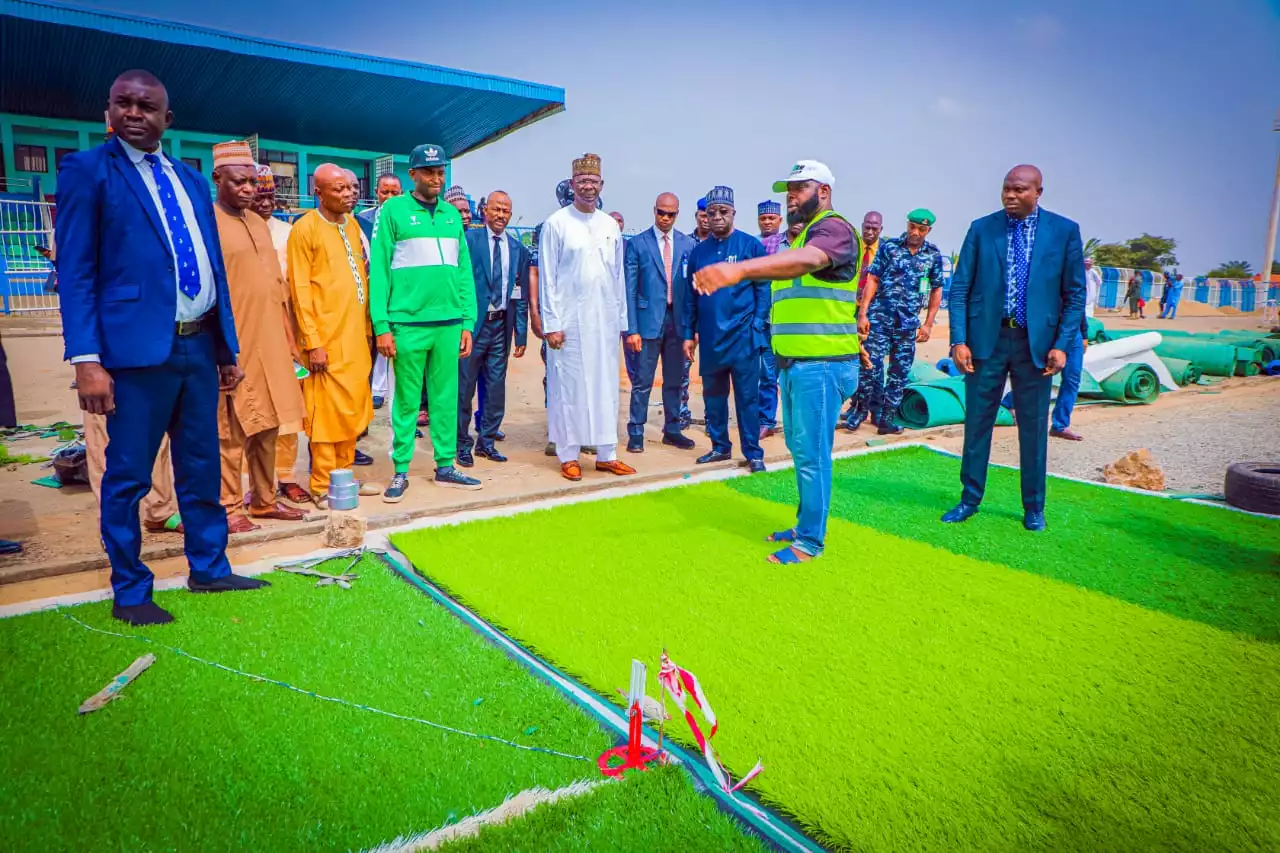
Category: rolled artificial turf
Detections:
[
  {"x1": 1085, "y1": 316, "x2": 1106, "y2": 343},
  {"x1": 897, "y1": 377, "x2": 1015, "y2": 429},
  {"x1": 393, "y1": 447, "x2": 1280, "y2": 852},
  {"x1": 1096, "y1": 363, "x2": 1161, "y2": 403},
  {"x1": 1159, "y1": 356, "x2": 1202, "y2": 386},
  {"x1": 0, "y1": 556, "x2": 763, "y2": 853},
  {"x1": 1150, "y1": 338, "x2": 1239, "y2": 376}
]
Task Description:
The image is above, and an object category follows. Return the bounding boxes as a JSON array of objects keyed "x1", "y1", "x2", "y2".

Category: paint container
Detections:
[{"x1": 327, "y1": 469, "x2": 360, "y2": 511}]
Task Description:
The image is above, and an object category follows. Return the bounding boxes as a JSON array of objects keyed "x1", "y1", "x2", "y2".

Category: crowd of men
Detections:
[{"x1": 56, "y1": 69, "x2": 1085, "y2": 626}]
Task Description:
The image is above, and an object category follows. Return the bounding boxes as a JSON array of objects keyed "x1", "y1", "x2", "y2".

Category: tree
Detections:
[
  {"x1": 1088, "y1": 233, "x2": 1178, "y2": 270},
  {"x1": 1207, "y1": 260, "x2": 1253, "y2": 279},
  {"x1": 1083, "y1": 237, "x2": 1101, "y2": 260},
  {"x1": 1092, "y1": 243, "x2": 1132, "y2": 268},
  {"x1": 1272, "y1": 260, "x2": 1279, "y2": 276},
  {"x1": 1124, "y1": 234, "x2": 1178, "y2": 270}
]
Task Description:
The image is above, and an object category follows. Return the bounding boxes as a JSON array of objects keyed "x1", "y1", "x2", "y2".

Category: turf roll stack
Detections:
[
  {"x1": 1148, "y1": 339, "x2": 1238, "y2": 377},
  {"x1": 1158, "y1": 357, "x2": 1201, "y2": 386},
  {"x1": 897, "y1": 377, "x2": 1015, "y2": 429},
  {"x1": 1097, "y1": 364, "x2": 1161, "y2": 403}
]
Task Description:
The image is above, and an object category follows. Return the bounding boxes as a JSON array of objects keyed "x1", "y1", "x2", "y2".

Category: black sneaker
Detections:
[
  {"x1": 383, "y1": 472, "x2": 409, "y2": 503},
  {"x1": 457, "y1": 448, "x2": 475, "y2": 468},
  {"x1": 435, "y1": 466, "x2": 482, "y2": 491},
  {"x1": 352, "y1": 449, "x2": 374, "y2": 466}
]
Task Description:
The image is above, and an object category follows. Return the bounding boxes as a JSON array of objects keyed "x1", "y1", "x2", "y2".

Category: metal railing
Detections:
[{"x1": 0, "y1": 199, "x2": 57, "y2": 315}]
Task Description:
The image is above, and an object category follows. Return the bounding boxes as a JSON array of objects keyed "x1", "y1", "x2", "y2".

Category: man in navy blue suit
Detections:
[
  {"x1": 943, "y1": 165, "x2": 1086, "y2": 532},
  {"x1": 457, "y1": 190, "x2": 530, "y2": 465},
  {"x1": 623, "y1": 193, "x2": 697, "y2": 454},
  {"x1": 57, "y1": 70, "x2": 267, "y2": 625}
]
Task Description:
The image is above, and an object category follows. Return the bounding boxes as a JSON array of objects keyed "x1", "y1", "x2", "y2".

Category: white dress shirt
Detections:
[
  {"x1": 71, "y1": 140, "x2": 218, "y2": 364},
  {"x1": 486, "y1": 226, "x2": 510, "y2": 312},
  {"x1": 652, "y1": 225, "x2": 674, "y2": 304}
]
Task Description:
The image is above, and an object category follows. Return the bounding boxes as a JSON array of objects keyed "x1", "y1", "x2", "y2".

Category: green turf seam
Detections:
[
  {"x1": 55, "y1": 608, "x2": 593, "y2": 764},
  {"x1": 378, "y1": 546, "x2": 826, "y2": 853},
  {"x1": 902, "y1": 442, "x2": 1279, "y2": 519}
]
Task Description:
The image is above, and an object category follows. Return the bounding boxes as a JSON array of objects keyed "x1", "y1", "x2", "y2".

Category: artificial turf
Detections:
[
  {"x1": 0, "y1": 555, "x2": 763, "y2": 852},
  {"x1": 393, "y1": 447, "x2": 1280, "y2": 852},
  {"x1": 448, "y1": 766, "x2": 767, "y2": 853}
]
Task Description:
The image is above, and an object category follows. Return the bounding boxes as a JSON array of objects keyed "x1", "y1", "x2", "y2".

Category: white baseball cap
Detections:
[{"x1": 772, "y1": 160, "x2": 836, "y2": 193}]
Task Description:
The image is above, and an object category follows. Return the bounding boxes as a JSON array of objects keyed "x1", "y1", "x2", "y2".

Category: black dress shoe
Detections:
[
  {"x1": 475, "y1": 446, "x2": 507, "y2": 463},
  {"x1": 747, "y1": 460, "x2": 767, "y2": 473},
  {"x1": 877, "y1": 423, "x2": 905, "y2": 436},
  {"x1": 187, "y1": 573, "x2": 271, "y2": 593},
  {"x1": 457, "y1": 449, "x2": 475, "y2": 468},
  {"x1": 627, "y1": 435, "x2": 645, "y2": 453},
  {"x1": 495, "y1": 430, "x2": 506, "y2": 442},
  {"x1": 112, "y1": 600, "x2": 174, "y2": 625},
  {"x1": 352, "y1": 449, "x2": 374, "y2": 466},
  {"x1": 696, "y1": 450, "x2": 732, "y2": 465},
  {"x1": 662, "y1": 432, "x2": 696, "y2": 450}
]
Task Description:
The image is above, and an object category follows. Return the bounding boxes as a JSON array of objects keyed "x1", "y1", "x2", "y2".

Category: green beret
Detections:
[{"x1": 907, "y1": 208, "x2": 936, "y2": 226}]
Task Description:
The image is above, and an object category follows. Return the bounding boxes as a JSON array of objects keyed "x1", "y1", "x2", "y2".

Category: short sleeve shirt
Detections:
[{"x1": 802, "y1": 216, "x2": 860, "y2": 283}]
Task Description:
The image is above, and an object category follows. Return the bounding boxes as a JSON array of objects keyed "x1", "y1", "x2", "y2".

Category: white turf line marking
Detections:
[
  {"x1": 4, "y1": 442, "x2": 1270, "y2": 619},
  {"x1": 361, "y1": 778, "x2": 609, "y2": 853}
]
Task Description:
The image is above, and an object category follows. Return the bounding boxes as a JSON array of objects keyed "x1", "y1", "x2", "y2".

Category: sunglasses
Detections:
[{"x1": 655, "y1": 208, "x2": 678, "y2": 217}]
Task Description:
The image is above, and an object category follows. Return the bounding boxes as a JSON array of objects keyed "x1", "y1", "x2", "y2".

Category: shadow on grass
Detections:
[{"x1": 728, "y1": 447, "x2": 1280, "y2": 642}]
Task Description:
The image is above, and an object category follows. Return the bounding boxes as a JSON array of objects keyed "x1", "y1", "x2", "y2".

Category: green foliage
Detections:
[
  {"x1": 1082, "y1": 236, "x2": 1101, "y2": 259},
  {"x1": 1208, "y1": 260, "x2": 1254, "y2": 279},
  {"x1": 395, "y1": 448, "x2": 1280, "y2": 852},
  {"x1": 1092, "y1": 233, "x2": 1178, "y2": 270}
]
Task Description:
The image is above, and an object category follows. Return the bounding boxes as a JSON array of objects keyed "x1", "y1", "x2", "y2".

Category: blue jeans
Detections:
[
  {"x1": 1051, "y1": 332, "x2": 1085, "y2": 432},
  {"x1": 779, "y1": 359, "x2": 860, "y2": 557},
  {"x1": 759, "y1": 339, "x2": 779, "y2": 430}
]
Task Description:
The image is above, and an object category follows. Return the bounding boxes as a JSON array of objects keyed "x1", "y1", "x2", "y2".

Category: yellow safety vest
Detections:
[{"x1": 770, "y1": 209, "x2": 863, "y2": 358}]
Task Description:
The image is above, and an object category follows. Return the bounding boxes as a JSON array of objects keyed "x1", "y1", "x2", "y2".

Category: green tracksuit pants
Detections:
[{"x1": 391, "y1": 323, "x2": 462, "y2": 471}]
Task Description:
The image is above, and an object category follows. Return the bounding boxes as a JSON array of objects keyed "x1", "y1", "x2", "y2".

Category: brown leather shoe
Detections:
[
  {"x1": 227, "y1": 515, "x2": 262, "y2": 534},
  {"x1": 143, "y1": 517, "x2": 184, "y2": 535},
  {"x1": 561, "y1": 461, "x2": 583, "y2": 482},
  {"x1": 277, "y1": 481, "x2": 312, "y2": 504},
  {"x1": 595, "y1": 460, "x2": 637, "y2": 476},
  {"x1": 249, "y1": 502, "x2": 308, "y2": 522}
]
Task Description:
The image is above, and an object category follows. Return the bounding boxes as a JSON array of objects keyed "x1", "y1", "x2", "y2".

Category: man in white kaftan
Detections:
[{"x1": 539, "y1": 153, "x2": 637, "y2": 481}]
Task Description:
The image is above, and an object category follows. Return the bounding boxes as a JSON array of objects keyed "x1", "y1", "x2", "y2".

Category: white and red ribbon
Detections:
[{"x1": 658, "y1": 652, "x2": 764, "y2": 794}]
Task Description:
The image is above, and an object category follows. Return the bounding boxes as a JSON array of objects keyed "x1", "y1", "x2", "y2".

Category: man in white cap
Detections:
[{"x1": 692, "y1": 160, "x2": 862, "y2": 565}]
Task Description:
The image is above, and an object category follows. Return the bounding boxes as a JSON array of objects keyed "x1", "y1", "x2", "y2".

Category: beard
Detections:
[{"x1": 786, "y1": 194, "x2": 821, "y2": 227}]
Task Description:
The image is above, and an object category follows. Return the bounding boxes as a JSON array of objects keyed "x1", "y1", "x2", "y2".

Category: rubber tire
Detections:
[{"x1": 1224, "y1": 462, "x2": 1280, "y2": 516}]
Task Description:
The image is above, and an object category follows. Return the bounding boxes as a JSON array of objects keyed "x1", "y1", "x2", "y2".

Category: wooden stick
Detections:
[{"x1": 78, "y1": 654, "x2": 155, "y2": 714}]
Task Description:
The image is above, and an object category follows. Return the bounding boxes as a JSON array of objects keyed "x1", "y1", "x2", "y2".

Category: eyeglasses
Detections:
[{"x1": 654, "y1": 208, "x2": 678, "y2": 217}]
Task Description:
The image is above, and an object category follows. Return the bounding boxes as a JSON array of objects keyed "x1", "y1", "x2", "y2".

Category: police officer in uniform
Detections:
[{"x1": 855, "y1": 209, "x2": 945, "y2": 435}]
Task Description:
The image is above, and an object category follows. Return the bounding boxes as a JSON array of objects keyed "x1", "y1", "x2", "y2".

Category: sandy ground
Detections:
[{"x1": 1, "y1": 308, "x2": 1276, "y2": 604}]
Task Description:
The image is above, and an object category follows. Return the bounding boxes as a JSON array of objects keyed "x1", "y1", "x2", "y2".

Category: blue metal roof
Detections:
[{"x1": 0, "y1": 0, "x2": 565, "y2": 156}]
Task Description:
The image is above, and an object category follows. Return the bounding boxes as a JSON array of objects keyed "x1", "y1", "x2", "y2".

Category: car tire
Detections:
[{"x1": 1224, "y1": 462, "x2": 1280, "y2": 515}]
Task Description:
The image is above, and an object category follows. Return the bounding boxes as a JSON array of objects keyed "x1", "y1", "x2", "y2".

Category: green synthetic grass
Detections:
[
  {"x1": 0, "y1": 556, "x2": 760, "y2": 852},
  {"x1": 729, "y1": 446, "x2": 1280, "y2": 642},
  {"x1": 454, "y1": 766, "x2": 766, "y2": 853},
  {"x1": 393, "y1": 448, "x2": 1280, "y2": 852}
]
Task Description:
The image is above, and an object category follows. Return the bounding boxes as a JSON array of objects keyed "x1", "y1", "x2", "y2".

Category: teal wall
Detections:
[{"x1": 0, "y1": 113, "x2": 425, "y2": 201}]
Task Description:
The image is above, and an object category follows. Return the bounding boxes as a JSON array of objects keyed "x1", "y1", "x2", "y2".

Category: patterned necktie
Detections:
[
  {"x1": 860, "y1": 242, "x2": 873, "y2": 286},
  {"x1": 662, "y1": 233, "x2": 673, "y2": 304},
  {"x1": 144, "y1": 153, "x2": 201, "y2": 300},
  {"x1": 491, "y1": 235, "x2": 504, "y2": 309},
  {"x1": 1011, "y1": 219, "x2": 1029, "y2": 327}
]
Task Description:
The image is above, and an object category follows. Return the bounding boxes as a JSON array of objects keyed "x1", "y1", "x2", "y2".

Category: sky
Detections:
[{"x1": 78, "y1": 0, "x2": 1280, "y2": 274}]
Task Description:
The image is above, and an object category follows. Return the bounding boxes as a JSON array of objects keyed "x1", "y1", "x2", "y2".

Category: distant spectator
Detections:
[{"x1": 1125, "y1": 273, "x2": 1142, "y2": 318}]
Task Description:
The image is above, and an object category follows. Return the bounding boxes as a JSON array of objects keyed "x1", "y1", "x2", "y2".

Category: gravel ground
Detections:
[{"x1": 956, "y1": 381, "x2": 1280, "y2": 495}]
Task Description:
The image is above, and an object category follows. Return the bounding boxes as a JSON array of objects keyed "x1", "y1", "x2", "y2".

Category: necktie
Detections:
[
  {"x1": 662, "y1": 233, "x2": 673, "y2": 304},
  {"x1": 1012, "y1": 219, "x2": 1029, "y2": 327},
  {"x1": 859, "y1": 243, "x2": 873, "y2": 286},
  {"x1": 491, "y1": 235, "x2": 504, "y2": 310},
  {"x1": 144, "y1": 154, "x2": 201, "y2": 300}
]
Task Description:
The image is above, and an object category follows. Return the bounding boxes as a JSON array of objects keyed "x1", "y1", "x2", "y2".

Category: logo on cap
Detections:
[
  {"x1": 790, "y1": 164, "x2": 804, "y2": 174},
  {"x1": 425, "y1": 147, "x2": 439, "y2": 160}
]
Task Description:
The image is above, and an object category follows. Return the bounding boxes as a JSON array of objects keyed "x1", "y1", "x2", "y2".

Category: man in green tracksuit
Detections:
[{"x1": 370, "y1": 143, "x2": 481, "y2": 500}]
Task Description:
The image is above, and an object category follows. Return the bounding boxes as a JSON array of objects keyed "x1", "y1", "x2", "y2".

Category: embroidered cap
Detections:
[
  {"x1": 212, "y1": 140, "x2": 255, "y2": 169},
  {"x1": 705, "y1": 186, "x2": 734, "y2": 209},
  {"x1": 572, "y1": 152, "x2": 601, "y2": 177},
  {"x1": 757, "y1": 200, "x2": 781, "y2": 216},
  {"x1": 409, "y1": 143, "x2": 449, "y2": 169}
]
